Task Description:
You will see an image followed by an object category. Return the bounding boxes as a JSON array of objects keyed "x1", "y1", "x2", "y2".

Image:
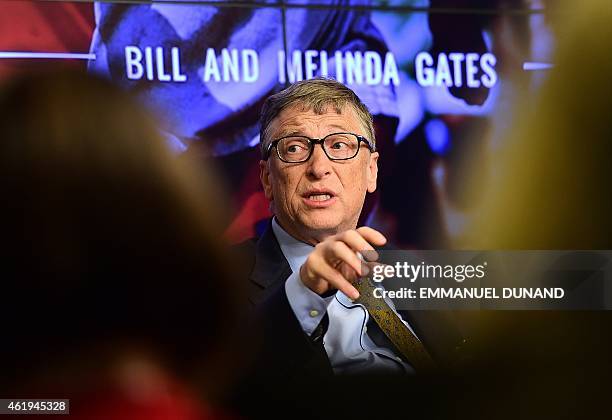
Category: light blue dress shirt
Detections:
[{"x1": 272, "y1": 218, "x2": 416, "y2": 374}]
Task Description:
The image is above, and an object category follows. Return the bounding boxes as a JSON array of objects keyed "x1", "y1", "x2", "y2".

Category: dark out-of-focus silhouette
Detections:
[
  {"x1": 0, "y1": 71, "x2": 244, "y2": 419},
  {"x1": 452, "y1": 1, "x2": 612, "y2": 418},
  {"x1": 468, "y1": 1, "x2": 612, "y2": 250}
]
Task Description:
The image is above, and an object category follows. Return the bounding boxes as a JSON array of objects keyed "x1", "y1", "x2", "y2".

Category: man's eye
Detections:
[
  {"x1": 287, "y1": 144, "x2": 307, "y2": 153},
  {"x1": 330, "y1": 141, "x2": 349, "y2": 150}
]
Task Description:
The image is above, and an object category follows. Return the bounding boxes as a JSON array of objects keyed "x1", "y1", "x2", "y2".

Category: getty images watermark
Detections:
[{"x1": 359, "y1": 251, "x2": 612, "y2": 310}]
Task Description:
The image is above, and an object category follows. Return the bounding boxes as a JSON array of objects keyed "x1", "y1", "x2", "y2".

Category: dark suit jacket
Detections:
[
  {"x1": 234, "y1": 220, "x2": 470, "y2": 381},
  {"x1": 229, "y1": 225, "x2": 612, "y2": 418}
]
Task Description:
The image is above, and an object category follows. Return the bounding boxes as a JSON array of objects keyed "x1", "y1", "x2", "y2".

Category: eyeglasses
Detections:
[{"x1": 264, "y1": 132, "x2": 375, "y2": 163}]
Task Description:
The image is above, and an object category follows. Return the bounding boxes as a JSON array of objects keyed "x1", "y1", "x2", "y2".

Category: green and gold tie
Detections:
[{"x1": 354, "y1": 277, "x2": 436, "y2": 373}]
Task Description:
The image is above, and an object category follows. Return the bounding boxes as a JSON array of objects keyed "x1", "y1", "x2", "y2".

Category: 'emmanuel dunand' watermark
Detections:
[{"x1": 360, "y1": 251, "x2": 612, "y2": 310}]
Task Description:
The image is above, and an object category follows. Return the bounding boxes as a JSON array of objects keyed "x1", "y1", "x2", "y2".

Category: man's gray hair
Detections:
[{"x1": 259, "y1": 78, "x2": 375, "y2": 157}]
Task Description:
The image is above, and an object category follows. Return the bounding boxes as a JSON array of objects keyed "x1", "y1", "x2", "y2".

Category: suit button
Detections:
[{"x1": 309, "y1": 309, "x2": 319, "y2": 317}]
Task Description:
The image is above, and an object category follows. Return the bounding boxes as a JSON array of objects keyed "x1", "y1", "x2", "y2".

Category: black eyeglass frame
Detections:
[{"x1": 263, "y1": 132, "x2": 376, "y2": 163}]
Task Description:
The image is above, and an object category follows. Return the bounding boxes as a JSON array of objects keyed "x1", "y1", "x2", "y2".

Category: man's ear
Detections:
[
  {"x1": 260, "y1": 159, "x2": 274, "y2": 201},
  {"x1": 366, "y1": 152, "x2": 379, "y2": 193}
]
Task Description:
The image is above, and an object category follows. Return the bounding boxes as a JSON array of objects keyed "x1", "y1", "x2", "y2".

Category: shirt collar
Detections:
[{"x1": 271, "y1": 217, "x2": 313, "y2": 274}]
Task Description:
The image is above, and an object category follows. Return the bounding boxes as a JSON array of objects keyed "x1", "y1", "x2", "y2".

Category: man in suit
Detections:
[{"x1": 241, "y1": 78, "x2": 465, "y2": 382}]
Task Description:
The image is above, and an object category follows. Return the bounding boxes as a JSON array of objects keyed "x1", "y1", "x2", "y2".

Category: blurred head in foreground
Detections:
[
  {"x1": 469, "y1": 0, "x2": 612, "y2": 249},
  {"x1": 0, "y1": 71, "x2": 242, "y2": 410},
  {"x1": 456, "y1": 2, "x2": 612, "y2": 417}
]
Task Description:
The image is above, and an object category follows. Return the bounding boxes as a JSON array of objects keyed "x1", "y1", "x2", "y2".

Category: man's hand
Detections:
[{"x1": 299, "y1": 227, "x2": 387, "y2": 300}]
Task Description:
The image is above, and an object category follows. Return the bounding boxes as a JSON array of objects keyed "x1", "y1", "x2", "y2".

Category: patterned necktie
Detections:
[{"x1": 354, "y1": 277, "x2": 436, "y2": 373}]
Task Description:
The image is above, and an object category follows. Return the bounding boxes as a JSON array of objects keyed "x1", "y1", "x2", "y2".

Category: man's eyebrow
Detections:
[
  {"x1": 274, "y1": 124, "x2": 353, "y2": 139},
  {"x1": 274, "y1": 128, "x2": 305, "y2": 138}
]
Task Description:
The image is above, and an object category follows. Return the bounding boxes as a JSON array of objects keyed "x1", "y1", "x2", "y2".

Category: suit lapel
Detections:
[{"x1": 249, "y1": 221, "x2": 293, "y2": 304}]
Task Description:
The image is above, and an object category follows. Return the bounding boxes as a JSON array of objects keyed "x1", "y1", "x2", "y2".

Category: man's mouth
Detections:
[
  {"x1": 308, "y1": 193, "x2": 332, "y2": 202},
  {"x1": 301, "y1": 189, "x2": 337, "y2": 207}
]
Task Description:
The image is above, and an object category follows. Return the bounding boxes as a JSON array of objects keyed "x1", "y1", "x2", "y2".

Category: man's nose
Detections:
[{"x1": 306, "y1": 143, "x2": 332, "y2": 178}]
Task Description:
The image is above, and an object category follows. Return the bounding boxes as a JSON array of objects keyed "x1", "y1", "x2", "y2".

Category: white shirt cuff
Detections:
[{"x1": 285, "y1": 271, "x2": 334, "y2": 336}]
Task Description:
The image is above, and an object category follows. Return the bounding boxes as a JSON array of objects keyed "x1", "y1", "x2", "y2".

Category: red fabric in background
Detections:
[{"x1": 0, "y1": 0, "x2": 94, "y2": 79}]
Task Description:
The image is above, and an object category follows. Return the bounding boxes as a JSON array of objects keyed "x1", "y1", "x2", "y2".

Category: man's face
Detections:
[{"x1": 260, "y1": 104, "x2": 379, "y2": 245}]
